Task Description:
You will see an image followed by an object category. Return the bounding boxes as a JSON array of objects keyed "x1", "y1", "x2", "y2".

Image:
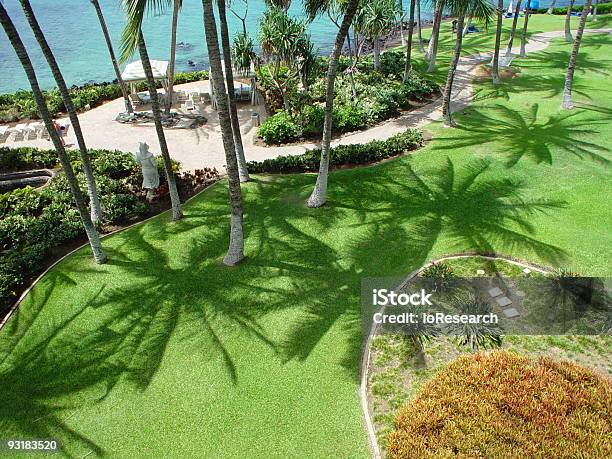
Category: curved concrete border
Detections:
[{"x1": 360, "y1": 253, "x2": 552, "y2": 458}]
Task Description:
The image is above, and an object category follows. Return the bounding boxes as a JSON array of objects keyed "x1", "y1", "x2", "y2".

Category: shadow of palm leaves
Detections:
[{"x1": 434, "y1": 103, "x2": 611, "y2": 166}]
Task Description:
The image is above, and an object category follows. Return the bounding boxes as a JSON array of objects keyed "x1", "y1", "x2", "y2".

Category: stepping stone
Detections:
[
  {"x1": 503, "y1": 307, "x2": 520, "y2": 319},
  {"x1": 496, "y1": 296, "x2": 512, "y2": 307},
  {"x1": 515, "y1": 290, "x2": 526, "y2": 298},
  {"x1": 488, "y1": 287, "x2": 503, "y2": 297}
]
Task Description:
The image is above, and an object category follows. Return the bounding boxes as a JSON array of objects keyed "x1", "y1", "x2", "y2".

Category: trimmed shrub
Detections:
[
  {"x1": 257, "y1": 110, "x2": 302, "y2": 144},
  {"x1": 248, "y1": 128, "x2": 423, "y2": 173},
  {"x1": 388, "y1": 351, "x2": 612, "y2": 458}
]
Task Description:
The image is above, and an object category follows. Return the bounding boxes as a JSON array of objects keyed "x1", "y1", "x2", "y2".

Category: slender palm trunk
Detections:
[
  {"x1": 138, "y1": 32, "x2": 182, "y2": 221},
  {"x1": 373, "y1": 38, "x2": 381, "y2": 70},
  {"x1": 520, "y1": 0, "x2": 531, "y2": 58},
  {"x1": 491, "y1": 0, "x2": 504, "y2": 84},
  {"x1": 403, "y1": 0, "x2": 416, "y2": 80},
  {"x1": 398, "y1": 0, "x2": 405, "y2": 46},
  {"x1": 90, "y1": 0, "x2": 133, "y2": 114},
  {"x1": 427, "y1": 0, "x2": 445, "y2": 72},
  {"x1": 442, "y1": 13, "x2": 465, "y2": 127},
  {"x1": 565, "y1": 0, "x2": 575, "y2": 43},
  {"x1": 346, "y1": 32, "x2": 358, "y2": 99},
  {"x1": 562, "y1": 0, "x2": 592, "y2": 109},
  {"x1": 19, "y1": 0, "x2": 103, "y2": 224},
  {"x1": 217, "y1": 0, "x2": 249, "y2": 182},
  {"x1": 202, "y1": 0, "x2": 245, "y2": 265},
  {"x1": 505, "y1": 0, "x2": 522, "y2": 56},
  {"x1": 593, "y1": 0, "x2": 598, "y2": 18},
  {"x1": 416, "y1": 0, "x2": 425, "y2": 53},
  {"x1": 0, "y1": 3, "x2": 106, "y2": 264},
  {"x1": 462, "y1": 17, "x2": 472, "y2": 37},
  {"x1": 307, "y1": 0, "x2": 359, "y2": 208},
  {"x1": 547, "y1": 0, "x2": 557, "y2": 14},
  {"x1": 165, "y1": 0, "x2": 180, "y2": 115}
]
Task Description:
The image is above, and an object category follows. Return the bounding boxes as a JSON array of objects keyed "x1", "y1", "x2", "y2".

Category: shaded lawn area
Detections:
[{"x1": 0, "y1": 19, "x2": 611, "y2": 459}]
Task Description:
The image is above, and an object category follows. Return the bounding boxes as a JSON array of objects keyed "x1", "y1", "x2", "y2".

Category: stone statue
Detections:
[{"x1": 134, "y1": 142, "x2": 160, "y2": 190}]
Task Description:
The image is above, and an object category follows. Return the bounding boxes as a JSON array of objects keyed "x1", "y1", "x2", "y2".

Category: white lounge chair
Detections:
[
  {"x1": 0, "y1": 126, "x2": 9, "y2": 144},
  {"x1": 183, "y1": 98, "x2": 196, "y2": 111}
]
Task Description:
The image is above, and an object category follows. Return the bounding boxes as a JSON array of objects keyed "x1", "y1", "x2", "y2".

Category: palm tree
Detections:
[
  {"x1": 562, "y1": 0, "x2": 592, "y2": 109},
  {"x1": 305, "y1": 0, "x2": 360, "y2": 208},
  {"x1": 593, "y1": 0, "x2": 598, "y2": 19},
  {"x1": 0, "y1": 2, "x2": 106, "y2": 264},
  {"x1": 202, "y1": 0, "x2": 245, "y2": 265},
  {"x1": 216, "y1": 0, "x2": 250, "y2": 182},
  {"x1": 90, "y1": 0, "x2": 134, "y2": 114},
  {"x1": 519, "y1": 0, "x2": 531, "y2": 58},
  {"x1": 18, "y1": 0, "x2": 103, "y2": 225},
  {"x1": 504, "y1": 0, "x2": 522, "y2": 57},
  {"x1": 121, "y1": 1, "x2": 183, "y2": 221},
  {"x1": 415, "y1": 0, "x2": 425, "y2": 52},
  {"x1": 565, "y1": 0, "x2": 575, "y2": 43},
  {"x1": 358, "y1": 0, "x2": 395, "y2": 70},
  {"x1": 491, "y1": 0, "x2": 504, "y2": 84},
  {"x1": 546, "y1": 0, "x2": 557, "y2": 14},
  {"x1": 426, "y1": 0, "x2": 445, "y2": 72},
  {"x1": 403, "y1": 0, "x2": 417, "y2": 79},
  {"x1": 165, "y1": 0, "x2": 182, "y2": 115},
  {"x1": 442, "y1": 0, "x2": 493, "y2": 126}
]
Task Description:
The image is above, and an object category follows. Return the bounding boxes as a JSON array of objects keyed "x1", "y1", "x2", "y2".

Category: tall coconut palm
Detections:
[
  {"x1": 403, "y1": 0, "x2": 416, "y2": 79},
  {"x1": 305, "y1": 0, "x2": 360, "y2": 208},
  {"x1": 562, "y1": 0, "x2": 592, "y2": 109},
  {"x1": 202, "y1": 0, "x2": 245, "y2": 265},
  {"x1": 565, "y1": 0, "x2": 575, "y2": 43},
  {"x1": 0, "y1": 2, "x2": 106, "y2": 264},
  {"x1": 504, "y1": 0, "x2": 522, "y2": 56},
  {"x1": 519, "y1": 0, "x2": 531, "y2": 58},
  {"x1": 416, "y1": 0, "x2": 425, "y2": 52},
  {"x1": 165, "y1": 0, "x2": 182, "y2": 115},
  {"x1": 18, "y1": 0, "x2": 103, "y2": 225},
  {"x1": 121, "y1": 1, "x2": 183, "y2": 221},
  {"x1": 90, "y1": 0, "x2": 134, "y2": 114},
  {"x1": 217, "y1": 0, "x2": 250, "y2": 182},
  {"x1": 593, "y1": 0, "x2": 598, "y2": 19},
  {"x1": 442, "y1": 0, "x2": 493, "y2": 126},
  {"x1": 546, "y1": 0, "x2": 557, "y2": 14},
  {"x1": 491, "y1": 0, "x2": 504, "y2": 84},
  {"x1": 358, "y1": 0, "x2": 395, "y2": 70},
  {"x1": 426, "y1": 0, "x2": 445, "y2": 72}
]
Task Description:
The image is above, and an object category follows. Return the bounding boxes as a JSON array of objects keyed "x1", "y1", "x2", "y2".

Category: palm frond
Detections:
[{"x1": 120, "y1": 0, "x2": 173, "y2": 63}]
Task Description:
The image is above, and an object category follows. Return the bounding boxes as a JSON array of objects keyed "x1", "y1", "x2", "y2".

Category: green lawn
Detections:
[{"x1": 1, "y1": 15, "x2": 611, "y2": 458}]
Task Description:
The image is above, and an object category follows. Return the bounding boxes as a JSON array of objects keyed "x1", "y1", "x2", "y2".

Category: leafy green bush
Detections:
[
  {"x1": 257, "y1": 110, "x2": 302, "y2": 144},
  {"x1": 536, "y1": 2, "x2": 611, "y2": 14},
  {"x1": 388, "y1": 352, "x2": 612, "y2": 458},
  {"x1": 248, "y1": 128, "x2": 423, "y2": 173}
]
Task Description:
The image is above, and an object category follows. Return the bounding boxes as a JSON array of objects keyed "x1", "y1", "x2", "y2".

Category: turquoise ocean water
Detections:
[{"x1": 0, "y1": 0, "x2": 577, "y2": 93}]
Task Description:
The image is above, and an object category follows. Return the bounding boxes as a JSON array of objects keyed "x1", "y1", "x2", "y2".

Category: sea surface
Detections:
[{"x1": 0, "y1": 0, "x2": 579, "y2": 93}]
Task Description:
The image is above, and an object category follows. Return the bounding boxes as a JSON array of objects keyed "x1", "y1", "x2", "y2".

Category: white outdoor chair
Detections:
[
  {"x1": 183, "y1": 98, "x2": 196, "y2": 111},
  {"x1": 0, "y1": 126, "x2": 9, "y2": 144}
]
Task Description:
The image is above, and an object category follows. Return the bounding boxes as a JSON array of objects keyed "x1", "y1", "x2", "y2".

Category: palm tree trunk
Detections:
[
  {"x1": 165, "y1": 0, "x2": 180, "y2": 115},
  {"x1": 416, "y1": 0, "x2": 425, "y2": 53},
  {"x1": 505, "y1": 0, "x2": 522, "y2": 56},
  {"x1": 0, "y1": 2, "x2": 106, "y2": 264},
  {"x1": 427, "y1": 0, "x2": 445, "y2": 72},
  {"x1": 19, "y1": 0, "x2": 103, "y2": 225},
  {"x1": 520, "y1": 0, "x2": 531, "y2": 58},
  {"x1": 202, "y1": 0, "x2": 245, "y2": 265},
  {"x1": 546, "y1": 0, "x2": 557, "y2": 14},
  {"x1": 403, "y1": 0, "x2": 416, "y2": 80},
  {"x1": 442, "y1": 13, "x2": 465, "y2": 127},
  {"x1": 345, "y1": 33, "x2": 358, "y2": 99},
  {"x1": 307, "y1": 0, "x2": 359, "y2": 208},
  {"x1": 217, "y1": 0, "x2": 250, "y2": 182},
  {"x1": 398, "y1": 0, "x2": 405, "y2": 46},
  {"x1": 565, "y1": 0, "x2": 575, "y2": 43},
  {"x1": 373, "y1": 38, "x2": 381, "y2": 70},
  {"x1": 491, "y1": 0, "x2": 504, "y2": 84},
  {"x1": 462, "y1": 17, "x2": 472, "y2": 37},
  {"x1": 90, "y1": 0, "x2": 133, "y2": 114},
  {"x1": 138, "y1": 32, "x2": 183, "y2": 221},
  {"x1": 562, "y1": 0, "x2": 592, "y2": 109},
  {"x1": 593, "y1": 0, "x2": 598, "y2": 18}
]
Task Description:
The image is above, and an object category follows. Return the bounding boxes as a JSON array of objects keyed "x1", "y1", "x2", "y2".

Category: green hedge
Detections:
[
  {"x1": 536, "y1": 2, "x2": 611, "y2": 14},
  {"x1": 0, "y1": 70, "x2": 209, "y2": 123},
  {"x1": 247, "y1": 128, "x2": 423, "y2": 174}
]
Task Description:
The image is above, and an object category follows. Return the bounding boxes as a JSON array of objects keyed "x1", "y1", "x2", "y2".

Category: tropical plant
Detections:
[
  {"x1": 426, "y1": 0, "x2": 445, "y2": 72},
  {"x1": 18, "y1": 0, "x2": 104, "y2": 224},
  {"x1": 446, "y1": 291, "x2": 503, "y2": 350},
  {"x1": 520, "y1": 0, "x2": 532, "y2": 58},
  {"x1": 565, "y1": 0, "x2": 576, "y2": 42},
  {"x1": 0, "y1": 2, "x2": 106, "y2": 263},
  {"x1": 90, "y1": 0, "x2": 133, "y2": 114},
  {"x1": 217, "y1": 0, "x2": 250, "y2": 182},
  {"x1": 202, "y1": 0, "x2": 245, "y2": 265},
  {"x1": 304, "y1": 0, "x2": 360, "y2": 208},
  {"x1": 562, "y1": 0, "x2": 592, "y2": 109},
  {"x1": 232, "y1": 32, "x2": 257, "y2": 76},
  {"x1": 504, "y1": 0, "x2": 522, "y2": 56},
  {"x1": 355, "y1": 0, "x2": 395, "y2": 70},
  {"x1": 403, "y1": 0, "x2": 416, "y2": 80},
  {"x1": 121, "y1": 0, "x2": 183, "y2": 220},
  {"x1": 491, "y1": 0, "x2": 504, "y2": 84},
  {"x1": 442, "y1": 0, "x2": 494, "y2": 126},
  {"x1": 228, "y1": 0, "x2": 249, "y2": 35}
]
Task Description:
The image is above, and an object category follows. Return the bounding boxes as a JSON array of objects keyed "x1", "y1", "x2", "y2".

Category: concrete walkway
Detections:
[{"x1": 4, "y1": 28, "x2": 611, "y2": 173}]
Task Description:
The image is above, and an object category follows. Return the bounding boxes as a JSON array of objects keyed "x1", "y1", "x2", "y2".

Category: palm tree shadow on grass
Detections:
[{"x1": 434, "y1": 103, "x2": 611, "y2": 166}]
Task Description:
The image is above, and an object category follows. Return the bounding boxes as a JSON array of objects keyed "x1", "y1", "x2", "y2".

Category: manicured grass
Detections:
[{"x1": 1, "y1": 16, "x2": 610, "y2": 458}]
